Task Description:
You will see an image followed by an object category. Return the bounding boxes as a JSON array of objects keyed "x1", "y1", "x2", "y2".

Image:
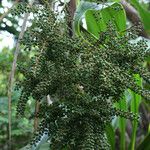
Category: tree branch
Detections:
[
  {"x1": 68, "y1": 0, "x2": 76, "y2": 36},
  {"x1": 7, "y1": 12, "x2": 29, "y2": 150},
  {"x1": 121, "y1": 0, "x2": 150, "y2": 39}
]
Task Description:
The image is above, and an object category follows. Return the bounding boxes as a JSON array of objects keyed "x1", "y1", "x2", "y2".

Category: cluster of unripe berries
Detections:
[{"x1": 14, "y1": 2, "x2": 149, "y2": 150}]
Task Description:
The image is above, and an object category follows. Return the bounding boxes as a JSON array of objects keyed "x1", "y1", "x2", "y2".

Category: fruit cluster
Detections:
[{"x1": 14, "y1": 2, "x2": 149, "y2": 150}]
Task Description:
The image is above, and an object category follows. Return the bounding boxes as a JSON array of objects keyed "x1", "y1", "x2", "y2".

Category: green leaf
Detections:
[
  {"x1": 73, "y1": 1, "x2": 98, "y2": 36},
  {"x1": 128, "y1": 74, "x2": 142, "y2": 150},
  {"x1": 85, "y1": 2, "x2": 126, "y2": 38},
  {"x1": 74, "y1": 1, "x2": 126, "y2": 38},
  {"x1": 85, "y1": 9, "x2": 106, "y2": 38},
  {"x1": 113, "y1": 97, "x2": 127, "y2": 150}
]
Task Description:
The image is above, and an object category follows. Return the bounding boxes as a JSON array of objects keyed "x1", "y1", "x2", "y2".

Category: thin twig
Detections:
[
  {"x1": 34, "y1": 101, "x2": 40, "y2": 131},
  {"x1": 0, "y1": 0, "x2": 19, "y2": 22},
  {"x1": 7, "y1": 12, "x2": 29, "y2": 150}
]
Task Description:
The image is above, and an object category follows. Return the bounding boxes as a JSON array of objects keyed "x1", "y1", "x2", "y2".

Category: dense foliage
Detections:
[{"x1": 12, "y1": 2, "x2": 150, "y2": 149}]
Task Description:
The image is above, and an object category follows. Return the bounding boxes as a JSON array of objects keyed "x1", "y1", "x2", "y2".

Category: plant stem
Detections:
[
  {"x1": 130, "y1": 120, "x2": 137, "y2": 150},
  {"x1": 34, "y1": 101, "x2": 40, "y2": 131},
  {"x1": 130, "y1": 93, "x2": 138, "y2": 150},
  {"x1": 68, "y1": 0, "x2": 76, "y2": 36},
  {"x1": 119, "y1": 101, "x2": 126, "y2": 150},
  {"x1": 7, "y1": 12, "x2": 29, "y2": 150}
]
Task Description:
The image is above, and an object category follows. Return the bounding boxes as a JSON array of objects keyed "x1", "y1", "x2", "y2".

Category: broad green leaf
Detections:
[
  {"x1": 85, "y1": 9, "x2": 106, "y2": 38},
  {"x1": 73, "y1": 1, "x2": 98, "y2": 36},
  {"x1": 74, "y1": 1, "x2": 126, "y2": 38},
  {"x1": 131, "y1": 0, "x2": 150, "y2": 34},
  {"x1": 101, "y1": 2, "x2": 126, "y2": 32},
  {"x1": 85, "y1": 2, "x2": 126, "y2": 38}
]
